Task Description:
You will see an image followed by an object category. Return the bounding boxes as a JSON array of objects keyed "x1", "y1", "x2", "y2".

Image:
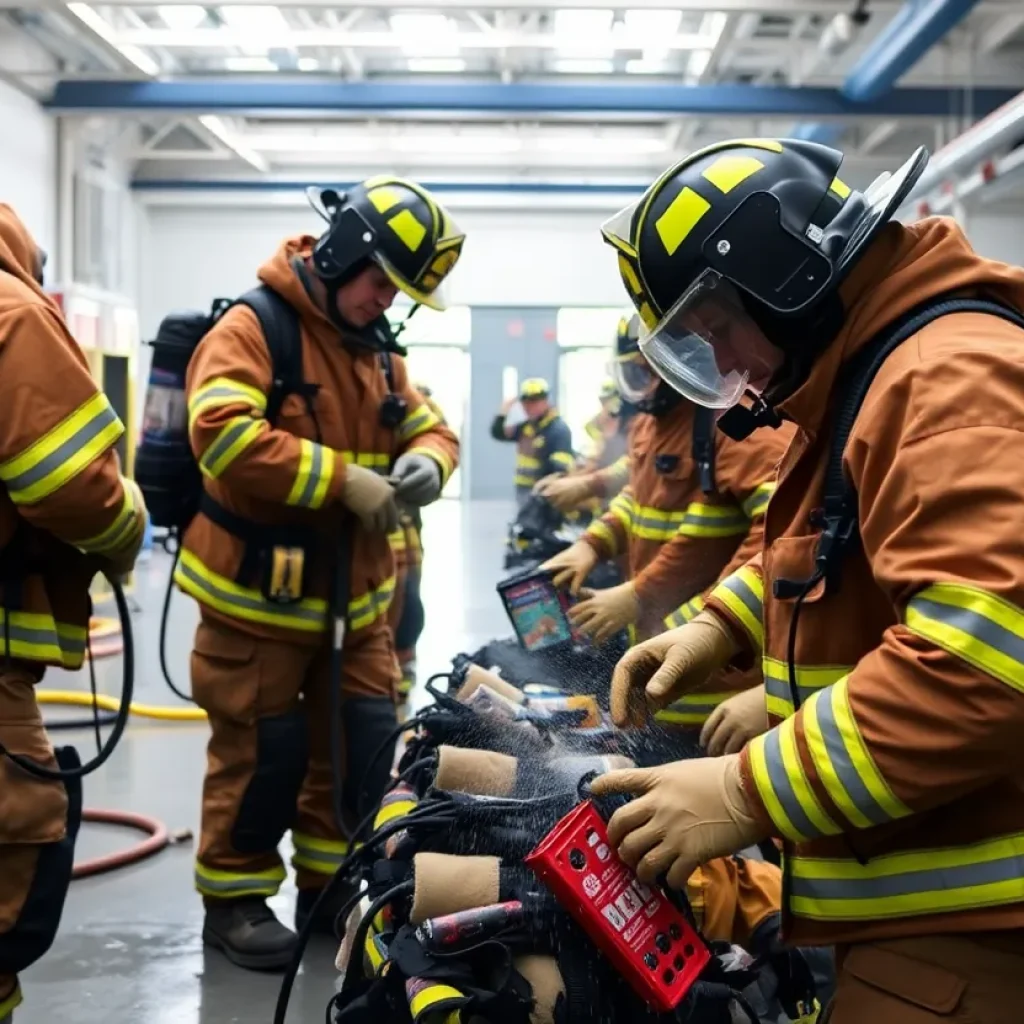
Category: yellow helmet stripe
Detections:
[
  {"x1": 702, "y1": 153, "x2": 765, "y2": 194},
  {"x1": 654, "y1": 187, "x2": 711, "y2": 257},
  {"x1": 387, "y1": 209, "x2": 428, "y2": 252}
]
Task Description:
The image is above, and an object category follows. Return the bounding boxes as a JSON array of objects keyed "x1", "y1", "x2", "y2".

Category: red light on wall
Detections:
[{"x1": 981, "y1": 160, "x2": 997, "y2": 183}]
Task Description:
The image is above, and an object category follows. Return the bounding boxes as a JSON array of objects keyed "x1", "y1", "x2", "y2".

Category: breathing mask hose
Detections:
[
  {"x1": 158, "y1": 539, "x2": 195, "y2": 703},
  {"x1": 0, "y1": 569, "x2": 134, "y2": 780},
  {"x1": 331, "y1": 516, "x2": 356, "y2": 843}
]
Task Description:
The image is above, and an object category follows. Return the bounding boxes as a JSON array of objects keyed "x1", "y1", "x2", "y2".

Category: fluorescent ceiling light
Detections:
[
  {"x1": 553, "y1": 8, "x2": 613, "y2": 59},
  {"x1": 389, "y1": 13, "x2": 459, "y2": 57},
  {"x1": 407, "y1": 57, "x2": 467, "y2": 73},
  {"x1": 622, "y1": 10, "x2": 682, "y2": 36},
  {"x1": 552, "y1": 58, "x2": 614, "y2": 74},
  {"x1": 66, "y1": 3, "x2": 160, "y2": 75},
  {"x1": 390, "y1": 134, "x2": 521, "y2": 155},
  {"x1": 218, "y1": 5, "x2": 290, "y2": 34},
  {"x1": 686, "y1": 48, "x2": 711, "y2": 77},
  {"x1": 157, "y1": 4, "x2": 206, "y2": 30},
  {"x1": 296, "y1": 56, "x2": 320, "y2": 71},
  {"x1": 224, "y1": 55, "x2": 278, "y2": 71},
  {"x1": 536, "y1": 135, "x2": 666, "y2": 155}
]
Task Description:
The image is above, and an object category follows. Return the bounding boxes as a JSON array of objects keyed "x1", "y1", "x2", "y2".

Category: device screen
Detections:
[{"x1": 501, "y1": 574, "x2": 576, "y2": 652}]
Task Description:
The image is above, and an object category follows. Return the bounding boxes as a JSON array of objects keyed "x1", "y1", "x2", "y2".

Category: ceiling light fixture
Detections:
[{"x1": 156, "y1": 3, "x2": 206, "y2": 30}]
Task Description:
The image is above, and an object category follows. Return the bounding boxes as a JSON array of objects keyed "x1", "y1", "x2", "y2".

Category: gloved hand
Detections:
[
  {"x1": 534, "y1": 473, "x2": 595, "y2": 514},
  {"x1": 609, "y1": 610, "x2": 740, "y2": 728},
  {"x1": 700, "y1": 684, "x2": 768, "y2": 756},
  {"x1": 540, "y1": 540, "x2": 598, "y2": 595},
  {"x1": 588, "y1": 754, "x2": 769, "y2": 890},
  {"x1": 391, "y1": 452, "x2": 442, "y2": 506},
  {"x1": 103, "y1": 478, "x2": 148, "y2": 579},
  {"x1": 568, "y1": 583, "x2": 638, "y2": 644},
  {"x1": 342, "y1": 463, "x2": 399, "y2": 533}
]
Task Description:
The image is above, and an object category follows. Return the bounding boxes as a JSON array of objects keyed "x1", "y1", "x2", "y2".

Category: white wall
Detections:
[
  {"x1": 0, "y1": 80, "x2": 56, "y2": 257},
  {"x1": 138, "y1": 203, "x2": 624, "y2": 337},
  {"x1": 961, "y1": 201, "x2": 1024, "y2": 266}
]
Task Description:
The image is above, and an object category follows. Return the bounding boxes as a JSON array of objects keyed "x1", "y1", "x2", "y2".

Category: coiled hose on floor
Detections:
[{"x1": 74, "y1": 809, "x2": 171, "y2": 880}]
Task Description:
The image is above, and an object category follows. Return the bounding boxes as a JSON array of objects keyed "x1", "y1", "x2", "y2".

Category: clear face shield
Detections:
[
  {"x1": 638, "y1": 270, "x2": 777, "y2": 409},
  {"x1": 611, "y1": 351, "x2": 661, "y2": 404}
]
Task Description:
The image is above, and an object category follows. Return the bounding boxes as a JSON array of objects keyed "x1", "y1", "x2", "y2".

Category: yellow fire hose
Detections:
[{"x1": 37, "y1": 690, "x2": 207, "y2": 722}]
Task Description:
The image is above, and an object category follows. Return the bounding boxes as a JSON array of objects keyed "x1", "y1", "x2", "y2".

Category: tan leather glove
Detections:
[
  {"x1": 568, "y1": 582, "x2": 638, "y2": 644},
  {"x1": 342, "y1": 463, "x2": 399, "y2": 533},
  {"x1": 534, "y1": 474, "x2": 595, "y2": 514},
  {"x1": 540, "y1": 540, "x2": 598, "y2": 595},
  {"x1": 588, "y1": 753, "x2": 768, "y2": 891},
  {"x1": 609, "y1": 610, "x2": 740, "y2": 728},
  {"x1": 700, "y1": 684, "x2": 768, "y2": 756},
  {"x1": 104, "y1": 478, "x2": 148, "y2": 579}
]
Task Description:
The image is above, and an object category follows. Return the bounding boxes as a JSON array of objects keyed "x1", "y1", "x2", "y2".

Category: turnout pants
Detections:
[
  {"x1": 0, "y1": 667, "x2": 79, "y2": 1019},
  {"x1": 192, "y1": 614, "x2": 400, "y2": 901},
  {"x1": 824, "y1": 932, "x2": 1024, "y2": 1022},
  {"x1": 387, "y1": 518, "x2": 425, "y2": 705}
]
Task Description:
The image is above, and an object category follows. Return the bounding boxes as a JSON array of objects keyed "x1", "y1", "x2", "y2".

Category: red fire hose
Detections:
[{"x1": 74, "y1": 808, "x2": 172, "y2": 880}]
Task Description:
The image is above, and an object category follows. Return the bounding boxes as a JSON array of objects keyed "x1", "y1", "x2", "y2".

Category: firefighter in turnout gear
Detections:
[
  {"x1": 179, "y1": 178, "x2": 461, "y2": 971},
  {"x1": 0, "y1": 204, "x2": 147, "y2": 1020},
  {"x1": 592, "y1": 138, "x2": 1024, "y2": 1020},
  {"x1": 542, "y1": 313, "x2": 790, "y2": 730},
  {"x1": 491, "y1": 377, "x2": 575, "y2": 505}
]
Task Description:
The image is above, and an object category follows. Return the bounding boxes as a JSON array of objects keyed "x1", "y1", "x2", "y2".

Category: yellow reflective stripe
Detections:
[
  {"x1": 550, "y1": 451, "x2": 576, "y2": 469},
  {"x1": 664, "y1": 593, "x2": 706, "y2": 629},
  {"x1": 398, "y1": 403, "x2": 442, "y2": 443},
  {"x1": 285, "y1": 438, "x2": 336, "y2": 509},
  {"x1": 517, "y1": 455, "x2": 541, "y2": 469},
  {"x1": 762, "y1": 658, "x2": 851, "y2": 719},
  {"x1": 73, "y1": 478, "x2": 141, "y2": 555},
  {"x1": 349, "y1": 576, "x2": 396, "y2": 631},
  {"x1": 905, "y1": 582, "x2": 1024, "y2": 695},
  {"x1": 409, "y1": 982, "x2": 466, "y2": 1021},
  {"x1": 194, "y1": 860, "x2": 286, "y2": 898},
  {"x1": 374, "y1": 798, "x2": 417, "y2": 828},
  {"x1": 0, "y1": 983, "x2": 22, "y2": 1019},
  {"x1": 388, "y1": 528, "x2": 407, "y2": 551},
  {"x1": 711, "y1": 565, "x2": 764, "y2": 650},
  {"x1": 790, "y1": 831, "x2": 1024, "y2": 922},
  {"x1": 407, "y1": 444, "x2": 454, "y2": 485},
  {"x1": 607, "y1": 455, "x2": 630, "y2": 492},
  {"x1": 292, "y1": 830, "x2": 352, "y2": 875},
  {"x1": 188, "y1": 376, "x2": 267, "y2": 428},
  {"x1": 655, "y1": 690, "x2": 734, "y2": 726},
  {"x1": 802, "y1": 679, "x2": 911, "y2": 830},
  {"x1": 0, "y1": 609, "x2": 87, "y2": 669},
  {"x1": 608, "y1": 491, "x2": 635, "y2": 529},
  {"x1": 741, "y1": 481, "x2": 775, "y2": 519},
  {"x1": 341, "y1": 451, "x2": 391, "y2": 473},
  {"x1": 585, "y1": 519, "x2": 619, "y2": 556},
  {"x1": 631, "y1": 503, "x2": 686, "y2": 541},
  {"x1": 174, "y1": 548, "x2": 329, "y2": 632},
  {"x1": 0, "y1": 392, "x2": 123, "y2": 505},
  {"x1": 199, "y1": 415, "x2": 265, "y2": 479},
  {"x1": 365, "y1": 931, "x2": 386, "y2": 974},
  {"x1": 677, "y1": 500, "x2": 749, "y2": 538}
]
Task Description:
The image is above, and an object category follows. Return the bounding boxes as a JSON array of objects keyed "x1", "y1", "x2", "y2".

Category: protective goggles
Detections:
[{"x1": 638, "y1": 270, "x2": 767, "y2": 409}]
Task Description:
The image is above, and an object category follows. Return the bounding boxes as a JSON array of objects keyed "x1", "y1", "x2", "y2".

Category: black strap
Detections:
[
  {"x1": 232, "y1": 285, "x2": 318, "y2": 427},
  {"x1": 378, "y1": 350, "x2": 396, "y2": 392},
  {"x1": 691, "y1": 405, "x2": 717, "y2": 494},
  {"x1": 815, "y1": 295, "x2": 1024, "y2": 592}
]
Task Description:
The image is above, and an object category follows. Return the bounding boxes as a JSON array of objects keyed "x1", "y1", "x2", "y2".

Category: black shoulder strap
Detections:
[
  {"x1": 234, "y1": 285, "x2": 317, "y2": 426},
  {"x1": 378, "y1": 350, "x2": 396, "y2": 393},
  {"x1": 692, "y1": 405, "x2": 717, "y2": 494},
  {"x1": 815, "y1": 295, "x2": 1024, "y2": 592}
]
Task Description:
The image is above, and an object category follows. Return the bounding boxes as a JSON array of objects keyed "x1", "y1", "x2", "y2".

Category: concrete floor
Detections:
[{"x1": 22, "y1": 498, "x2": 516, "y2": 1024}]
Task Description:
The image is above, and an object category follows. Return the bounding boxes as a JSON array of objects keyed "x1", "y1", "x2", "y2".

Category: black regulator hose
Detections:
[
  {"x1": 158, "y1": 536, "x2": 195, "y2": 704},
  {"x1": 0, "y1": 569, "x2": 134, "y2": 781}
]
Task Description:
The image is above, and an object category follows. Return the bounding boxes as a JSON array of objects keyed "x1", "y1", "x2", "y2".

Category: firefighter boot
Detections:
[
  {"x1": 202, "y1": 897, "x2": 297, "y2": 971},
  {"x1": 295, "y1": 883, "x2": 359, "y2": 939}
]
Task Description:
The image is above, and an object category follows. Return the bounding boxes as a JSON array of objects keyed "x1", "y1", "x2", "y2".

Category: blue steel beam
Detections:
[
  {"x1": 45, "y1": 79, "x2": 1017, "y2": 118},
  {"x1": 793, "y1": 0, "x2": 985, "y2": 145}
]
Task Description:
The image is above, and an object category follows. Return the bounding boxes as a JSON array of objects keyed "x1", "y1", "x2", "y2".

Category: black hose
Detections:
[
  {"x1": 0, "y1": 570, "x2": 134, "y2": 780},
  {"x1": 330, "y1": 518, "x2": 355, "y2": 843},
  {"x1": 158, "y1": 542, "x2": 194, "y2": 703}
]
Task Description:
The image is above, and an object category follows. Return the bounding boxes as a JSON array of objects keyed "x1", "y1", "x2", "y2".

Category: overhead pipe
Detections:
[{"x1": 792, "y1": 0, "x2": 984, "y2": 146}]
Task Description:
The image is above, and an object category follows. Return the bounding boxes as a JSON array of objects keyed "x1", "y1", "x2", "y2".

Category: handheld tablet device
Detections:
[{"x1": 497, "y1": 568, "x2": 584, "y2": 652}]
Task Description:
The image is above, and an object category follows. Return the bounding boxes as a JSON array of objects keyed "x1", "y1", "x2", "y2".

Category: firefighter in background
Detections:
[
  {"x1": 580, "y1": 377, "x2": 630, "y2": 473},
  {"x1": 178, "y1": 179, "x2": 461, "y2": 970},
  {"x1": 387, "y1": 381, "x2": 448, "y2": 707},
  {"x1": 0, "y1": 204, "x2": 147, "y2": 1021},
  {"x1": 592, "y1": 138, "x2": 1024, "y2": 1019},
  {"x1": 490, "y1": 377, "x2": 575, "y2": 505},
  {"x1": 542, "y1": 313, "x2": 790, "y2": 731}
]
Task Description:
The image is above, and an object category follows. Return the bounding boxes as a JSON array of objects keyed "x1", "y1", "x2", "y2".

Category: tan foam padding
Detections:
[
  {"x1": 456, "y1": 664, "x2": 525, "y2": 704},
  {"x1": 334, "y1": 898, "x2": 369, "y2": 972},
  {"x1": 514, "y1": 954, "x2": 566, "y2": 1024},
  {"x1": 435, "y1": 744, "x2": 518, "y2": 797},
  {"x1": 410, "y1": 852, "x2": 501, "y2": 923}
]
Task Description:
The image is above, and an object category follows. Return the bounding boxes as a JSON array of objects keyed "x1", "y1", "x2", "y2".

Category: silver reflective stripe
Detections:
[
  {"x1": 292, "y1": 847, "x2": 344, "y2": 874},
  {"x1": 680, "y1": 509, "x2": 749, "y2": 532},
  {"x1": 816, "y1": 684, "x2": 890, "y2": 827},
  {"x1": 910, "y1": 595, "x2": 1024, "y2": 668},
  {"x1": 720, "y1": 572, "x2": 761, "y2": 620},
  {"x1": 4, "y1": 401, "x2": 119, "y2": 494},
  {"x1": 201, "y1": 417, "x2": 255, "y2": 473},
  {"x1": 176, "y1": 558, "x2": 327, "y2": 627},
  {"x1": 759, "y1": 727, "x2": 825, "y2": 840},
  {"x1": 296, "y1": 442, "x2": 324, "y2": 507},
  {"x1": 194, "y1": 870, "x2": 280, "y2": 895},
  {"x1": 191, "y1": 384, "x2": 260, "y2": 410}
]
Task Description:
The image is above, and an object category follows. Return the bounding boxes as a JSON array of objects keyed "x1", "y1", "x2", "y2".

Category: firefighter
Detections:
[
  {"x1": 580, "y1": 376, "x2": 630, "y2": 473},
  {"x1": 590, "y1": 138, "x2": 1024, "y2": 1020},
  {"x1": 541, "y1": 313, "x2": 790, "y2": 731},
  {"x1": 178, "y1": 179, "x2": 461, "y2": 970},
  {"x1": 490, "y1": 378, "x2": 574, "y2": 505},
  {"x1": 0, "y1": 204, "x2": 147, "y2": 1021},
  {"x1": 387, "y1": 382, "x2": 448, "y2": 707}
]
